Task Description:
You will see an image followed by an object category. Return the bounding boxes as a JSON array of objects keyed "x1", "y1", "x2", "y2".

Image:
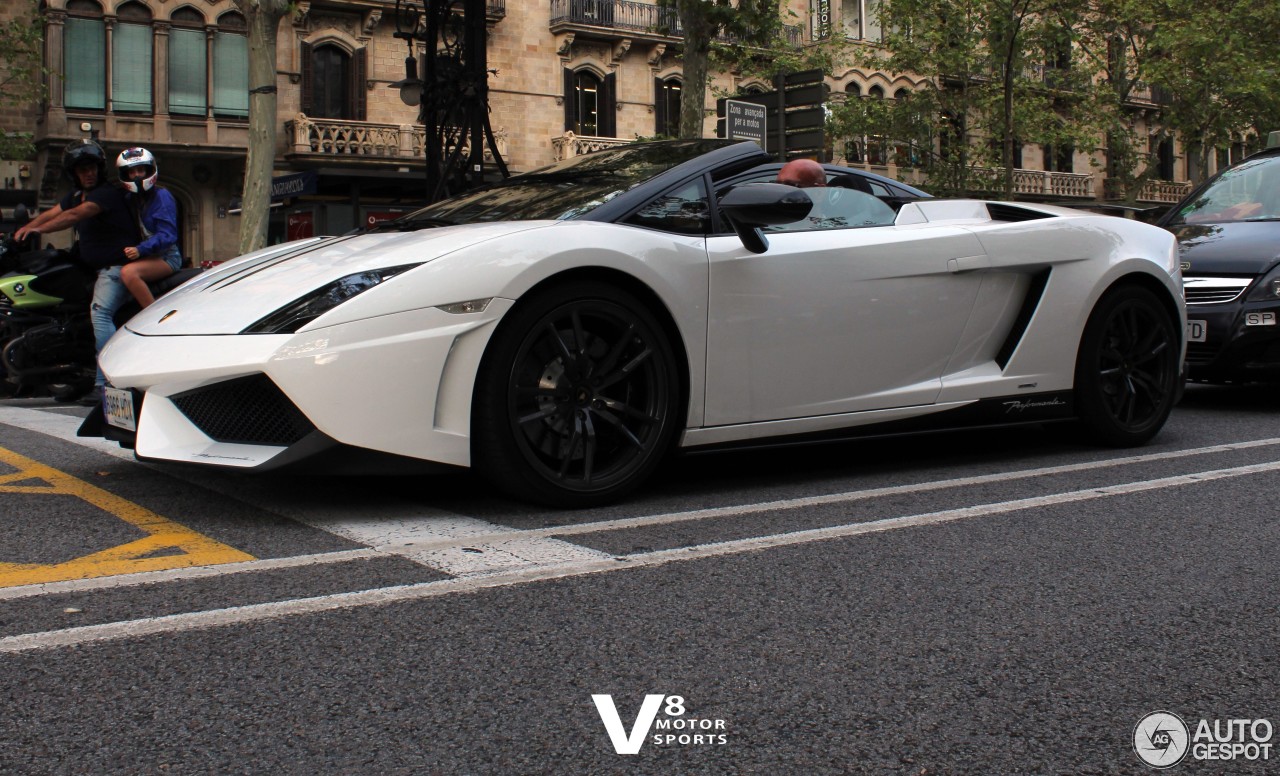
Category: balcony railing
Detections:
[
  {"x1": 552, "y1": 132, "x2": 631, "y2": 160},
  {"x1": 550, "y1": 0, "x2": 802, "y2": 45},
  {"x1": 286, "y1": 115, "x2": 507, "y2": 163},
  {"x1": 959, "y1": 167, "x2": 1096, "y2": 198},
  {"x1": 1137, "y1": 179, "x2": 1191, "y2": 203}
]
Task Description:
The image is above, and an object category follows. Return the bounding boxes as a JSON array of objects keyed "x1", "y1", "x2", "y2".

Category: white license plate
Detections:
[
  {"x1": 1245, "y1": 311, "x2": 1276, "y2": 327},
  {"x1": 103, "y1": 386, "x2": 137, "y2": 431},
  {"x1": 1186, "y1": 319, "x2": 1207, "y2": 343}
]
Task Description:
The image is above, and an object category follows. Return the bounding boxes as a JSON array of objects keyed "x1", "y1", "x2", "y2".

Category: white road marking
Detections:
[
  {"x1": 308, "y1": 515, "x2": 614, "y2": 576},
  {"x1": 3, "y1": 456, "x2": 1279, "y2": 653}
]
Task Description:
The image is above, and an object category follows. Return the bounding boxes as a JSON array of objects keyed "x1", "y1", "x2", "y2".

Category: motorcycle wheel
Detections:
[{"x1": 50, "y1": 381, "x2": 93, "y2": 403}]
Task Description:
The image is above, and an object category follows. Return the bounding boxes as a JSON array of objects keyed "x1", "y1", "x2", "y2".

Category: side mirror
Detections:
[{"x1": 718, "y1": 183, "x2": 813, "y2": 254}]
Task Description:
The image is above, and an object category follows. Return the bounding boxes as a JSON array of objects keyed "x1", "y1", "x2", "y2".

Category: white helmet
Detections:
[{"x1": 116, "y1": 146, "x2": 158, "y2": 193}]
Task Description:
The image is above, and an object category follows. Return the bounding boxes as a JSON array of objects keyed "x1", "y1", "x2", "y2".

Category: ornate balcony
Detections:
[
  {"x1": 1137, "y1": 179, "x2": 1191, "y2": 203},
  {"x1": 550, "y1": 0, "x2": 802, "y2": 46},
  {"x1": 552, "y1": 132, "x2": 631, "y2": 160},
  {"x1": 286, "y1": 115, "x2": 508, "y2": 165},
  {"x1": 978, "y1": 167, "x2": 1095, "y2": 198}
]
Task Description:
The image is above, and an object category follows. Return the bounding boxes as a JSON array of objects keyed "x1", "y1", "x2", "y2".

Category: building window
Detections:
[
  {"x1": 1150, "y1": 135, "x2": 1175, "y2": 181},
  {"x1": 213, "y1": 12, "x2": 249, "y2": 118},
  {"x1": 1044, "y1": 144, "x2": 1074, "y2": 173},
  {"x1": 840, "y1": 0, "x2": 882, "y2": 40},
  {"x1": 64, "y1": 0, "x2": 105, "y2": 110},
  {"x1": 112, "y1": 2, "x2": 153, "y2": 113},
  {"x1": 655, "y1": 77, "x2": 681, "y2": 137},
  {"x1": 310, "y1": 45, "x2": 351, "y2": 119},
  {"x1": 169, "y1": 7, "x2": 207, "y2": 116},
  {"x1": 564, "y1": 69, "x2": 614, "y2": 137}
]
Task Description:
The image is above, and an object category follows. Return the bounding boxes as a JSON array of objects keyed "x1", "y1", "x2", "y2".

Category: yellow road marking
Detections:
[{"x1": 0, "y1": 446, "x2": 254, "y2": 587}]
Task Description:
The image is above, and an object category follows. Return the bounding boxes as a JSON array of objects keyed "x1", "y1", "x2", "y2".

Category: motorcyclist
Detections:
[
  {"x1": 14, "y1": 139, "x2": 141, "y2": 406},
  {"x1": 116, "y1": 147, "x2": 182, "y2": 308}
]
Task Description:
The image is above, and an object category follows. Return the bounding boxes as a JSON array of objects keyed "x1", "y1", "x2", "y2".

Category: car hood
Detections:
[
  {"x1": 1169, "y1": 221, "x2": 1280, "y2": 275},
  {"x1": 126, "y1": 222, "x2": 547, "y2": 336}
]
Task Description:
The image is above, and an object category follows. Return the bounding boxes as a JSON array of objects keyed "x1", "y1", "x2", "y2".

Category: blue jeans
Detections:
[
  {"x1": 90, "y1": 265, "x2": 131, "y2": 388},
  {"x1": 90, "y1": 245, "x2": 183, "y2": 386}
]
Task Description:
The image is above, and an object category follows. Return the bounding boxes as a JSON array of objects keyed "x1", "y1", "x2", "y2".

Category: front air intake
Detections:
[{"x1": 171, "y1": 374, "x2": 315, "y2": 446}]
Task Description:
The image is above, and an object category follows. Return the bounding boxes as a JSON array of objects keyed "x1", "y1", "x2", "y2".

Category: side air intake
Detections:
[{"x1": 986, "y1": 203, "x2": 1055, "y2": 223}]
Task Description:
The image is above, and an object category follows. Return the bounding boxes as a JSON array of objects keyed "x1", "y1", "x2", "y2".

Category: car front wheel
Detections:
[
  {"x1": 472, "y1": 281, "x2": 681, "y2": 507},
  {"x1": 1074, "y1": 284, "x2": 1180, "y2": 446}
]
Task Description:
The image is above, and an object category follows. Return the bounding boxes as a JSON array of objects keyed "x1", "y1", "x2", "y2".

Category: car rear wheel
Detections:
[
  {"x1": 1075, "y1": 284, "x2": 1180, "y2": 446},
  {"x1": 472, "y1": 282, "x2": 681, "y2": 507}
]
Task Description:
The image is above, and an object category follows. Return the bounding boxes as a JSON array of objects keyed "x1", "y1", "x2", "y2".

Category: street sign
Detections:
[
  {"x1": 723, "y1": 99, "x2": 767, "y2": 143},
  {"x1": 717, "y1": 70, "x2": 827, "y2": 160}
]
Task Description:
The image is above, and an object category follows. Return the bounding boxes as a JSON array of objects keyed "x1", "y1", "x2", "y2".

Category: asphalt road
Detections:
[{"x1": 0, "y1": 384, "x2": 1277, "y2": 774}]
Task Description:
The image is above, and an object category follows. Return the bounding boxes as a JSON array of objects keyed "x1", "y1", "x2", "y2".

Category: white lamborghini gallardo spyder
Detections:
[{"x1": 95, "y1": 140, "x2": 1186, "y2": 507}]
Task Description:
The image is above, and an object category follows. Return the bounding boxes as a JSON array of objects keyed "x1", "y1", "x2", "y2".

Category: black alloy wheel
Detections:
[
  {"x1": 472, "y1": 282, "x2": 680, "y2": 507},
  {"x1": 1075, "y1": 284, "x2": 1180, "y2": 446}
]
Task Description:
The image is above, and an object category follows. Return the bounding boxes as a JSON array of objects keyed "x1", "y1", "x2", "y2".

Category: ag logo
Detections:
[{"x1": 1134, "y1": 711, "x2": 1190, "y2": 768}]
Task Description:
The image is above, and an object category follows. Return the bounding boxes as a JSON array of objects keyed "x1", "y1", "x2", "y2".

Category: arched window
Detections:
[
  {"x1": 169, "y1": 7, "x2": 207, "y2": 116},
  {"x1": 310, "y1": 45, "x2": 351, "y2": 119},
  {"x1": 213, "y1": 12, "x2": 249, "y2": 118},
  {"x1": 844, "y1": 82, "x2": 861, "y2": 97},
  {"x1": 654, "y1": 77, "x2": 681, "y2": 137},
  {"x1": 867, "y1": 85, "x2": 885, "y2": 99},
  {"x1": 563, "y1": 69, "x2": 614, "y2": 136},
  {"x1": 64, "y1": 0, "x2": 105, "y2": 110},
  {"x1": 300, "y1": 40, "x2": 367, "y2": 121}
]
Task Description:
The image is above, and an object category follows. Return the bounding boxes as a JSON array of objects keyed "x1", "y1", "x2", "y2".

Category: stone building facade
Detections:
[{"x1": 1, "y1": 0, "x2": 1206, "y2": 264}]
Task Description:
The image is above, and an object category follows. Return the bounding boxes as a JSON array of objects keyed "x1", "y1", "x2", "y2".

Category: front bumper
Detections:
[
  {"x1": 1185, "y1": 297, "x2": 1280, "y2": 380},
  {"x1": 97, "y1": 301, "x2": 512, "y2": 469}
]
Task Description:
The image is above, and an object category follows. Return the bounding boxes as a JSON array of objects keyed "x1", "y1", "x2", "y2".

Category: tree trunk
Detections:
[
  {"x1": 235, "y1": 0, "x2": 290, "y2": 255},
  {"x1": 676, "y1": 1, "x2": 712, "y2": 140}
]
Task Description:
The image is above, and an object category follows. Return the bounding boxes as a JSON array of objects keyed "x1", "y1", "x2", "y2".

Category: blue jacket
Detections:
[{"x1": 130, "y1": 187, "x2": 179, "y2": 257}]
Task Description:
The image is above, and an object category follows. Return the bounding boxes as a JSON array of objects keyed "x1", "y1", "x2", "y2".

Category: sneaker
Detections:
[{"x1": 78, "y1": 386, "x2": 104, "y2": 407}]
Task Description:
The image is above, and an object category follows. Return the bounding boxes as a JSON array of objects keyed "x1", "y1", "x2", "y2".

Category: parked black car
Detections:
[{"x1": 1159, "y1": 135, "x2": 1280, "y2": 382}]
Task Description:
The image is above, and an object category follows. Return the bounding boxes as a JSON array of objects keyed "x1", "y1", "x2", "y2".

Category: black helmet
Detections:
[{"x1": 62, "y1": 139, "x2": 108, "y2": 185}]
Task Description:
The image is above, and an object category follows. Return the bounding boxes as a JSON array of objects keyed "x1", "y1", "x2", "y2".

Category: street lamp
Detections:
[{"x1": 389, "y1": 54, "x2": 423, "y2": 107}]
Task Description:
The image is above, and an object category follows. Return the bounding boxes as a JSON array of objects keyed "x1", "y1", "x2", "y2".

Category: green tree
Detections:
[
  {"x1": 0, "y1": 1, "x2": 47, "y2": 160},
  {"x1": 1143, "y1": 0, "x2": 1280, "y2": 183},
  {"x1": 233, "y1": 0, "x2": 292, "y2": 254},
  {"x1": 662, "y1": 0, "x2": 786, "y2": 139},
  {"x1": 831, "y1": 0, "x2": 1092, "y2": 198},
  {"x1": 1056, "y1": 0, "x2": 1166, "y2": 201}
]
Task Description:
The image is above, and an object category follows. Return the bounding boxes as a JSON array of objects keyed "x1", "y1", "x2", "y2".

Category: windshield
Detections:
[
  {"x1": 388, "y1": 140, "x2": 734, "y2": 227},
  {"x1": 1170, "y1": 154, "x2": 1280, "y2": 225}
]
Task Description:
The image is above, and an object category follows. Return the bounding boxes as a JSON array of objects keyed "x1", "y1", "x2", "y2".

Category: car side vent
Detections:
[
  {"x1": 171, "y1": 373, "x2": 315, "y2": 446},
  {"x1": 986, "y1": 203, "x2": 1054, "y2": 222},
  {"x1": 995, "y1": 269, "x2": 1052, "y2": 368}
]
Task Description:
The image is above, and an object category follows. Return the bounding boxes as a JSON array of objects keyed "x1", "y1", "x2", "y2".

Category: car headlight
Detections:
[
  {"x1": 242, "y1": 263, "x2": 421, "y2": 334},
  {"x1": 1246, "y1": 264, "x2": 1280, "y2": 302}
]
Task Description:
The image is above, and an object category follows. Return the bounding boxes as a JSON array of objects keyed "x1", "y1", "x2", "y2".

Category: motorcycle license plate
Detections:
[{"x1": 103, "y1": 386, "x2": 137, "y2": 431}]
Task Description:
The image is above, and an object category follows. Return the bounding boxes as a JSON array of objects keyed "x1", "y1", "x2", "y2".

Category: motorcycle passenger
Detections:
[
  {"x1": 14, "y1": 139, "x2": 141, "y2": 406},
  {"x1": 116, "y1": 147, "x2": 182, "y2": 308}
]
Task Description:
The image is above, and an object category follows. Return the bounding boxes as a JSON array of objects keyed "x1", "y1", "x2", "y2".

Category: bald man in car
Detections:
[{"x1": 775, "y1": 158, "x2": 827, "y2": 188}]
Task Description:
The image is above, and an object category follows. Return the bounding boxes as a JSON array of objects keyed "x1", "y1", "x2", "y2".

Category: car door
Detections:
[{"x1": 702, "y1": 202, "x2": 989, "y2": 427}]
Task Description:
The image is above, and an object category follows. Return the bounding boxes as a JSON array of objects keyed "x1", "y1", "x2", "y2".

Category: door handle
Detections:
[{"x1": 947, "y1": 255, "x2": 989, "y2": 273}]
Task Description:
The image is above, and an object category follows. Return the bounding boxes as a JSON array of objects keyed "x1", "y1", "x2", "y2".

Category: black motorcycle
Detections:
[{"x1": 0, "y1": 205, "x2": 200, "y2": 402}]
